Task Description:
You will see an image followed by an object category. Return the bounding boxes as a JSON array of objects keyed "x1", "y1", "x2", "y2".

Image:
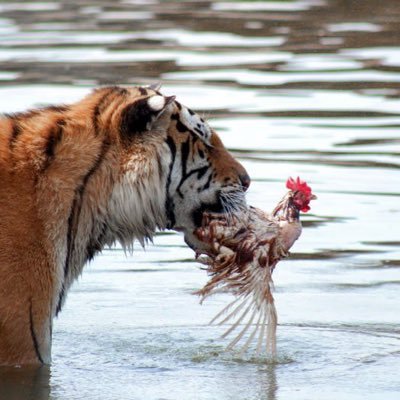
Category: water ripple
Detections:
[{"x1": 1, "y1": 0, "x2": 400, "y2": 399}]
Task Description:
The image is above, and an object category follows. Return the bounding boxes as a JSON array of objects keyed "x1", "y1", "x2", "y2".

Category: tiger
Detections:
[{"x1": 0, "y1": 84, "x2": 250, "y2": 366}]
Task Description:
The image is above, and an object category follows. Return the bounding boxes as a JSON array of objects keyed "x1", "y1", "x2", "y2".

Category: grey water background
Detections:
[{"x1": 0, "y1": 0, "x2": 399, "y2": 399}]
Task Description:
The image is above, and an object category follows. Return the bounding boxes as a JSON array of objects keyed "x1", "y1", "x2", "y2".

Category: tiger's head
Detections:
[
  {"x1": 94, "y1": 85, "x2": 250, "y2": 251},
  {"x1": 162, "y1": 96, "x2": 250, "y2": 251}
]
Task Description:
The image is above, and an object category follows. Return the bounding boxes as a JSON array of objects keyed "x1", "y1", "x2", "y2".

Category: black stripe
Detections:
[
  {"x1": 46, "y1": 121, "x2": 64, "y2": 157},
  {"x1": 178, "y1": 165, "x2": 210, "y2": 195},
  {"x1": 196, "y1": 165, "x2": 208, "y2": 180},
  {"x1": 72, "y1": 137, "x2": 111, "y2": 250},
  {"x1": 202, "y1": 173, "x2": 213, "y2": 191},
  {"x1": 181, "y1": 138, "x2": 190, "y2": 175},
  {"x1": 138, "y1": 87, "x2": 147, "y2": 96},
  {"x1": 43, "y1": 119, "x2": 64, "y2": 168},
  {"x1": 176, "y1": 120, "x2": 188, "y2": 133},
  {"x1": 56, "y1": 137, "x2": 111, "y2": 315},
  {"x1": 190, "y1": 132, "x2": 198, "y2": 144},
  {"x1": 85, "y1": 234, "x2": 100, "y2": 262},
  {"x1": 55, "y1": 286, "x2": 64, "y2": 315},
  {"x1": 6, "y1": 109, "x2": 40, "y2": 121},
  {"x1": 83, "y1": 137, "x2": 111, "y2": 189},
  {"x1": 165, "y1": 136, "x2": 176, "y2": 164},
  {"x1": 85, "y1": 221, "x2": 108, "y2": 262},
  {"x1": 118, "y1": 87, "x2": 128, "y2": 96},
  {"x1": 178, "y1": 137, "x2": 190, "y2": 195},
  {"x1": 8, "y1": 107, "x2": 67, "y2": 152},
  {"x1": 29, "y1": 300, "x2": 44, "y2": 364},
  {"x1": 43, "y1": 105, "x2": 69, "y2": 113},
  {"x1": 92, "y1": 87, "x2": 121, "y2": 136},
  {"x1": 157, "y1": 152, "x2": 163, "y2": 180},
  {"x1": 9, "y1": 118, "x2": 21, "y2": 149},
  {"x1": 64, "y1": 194, "x2": 80, "y2": 270},
  {"x1": 176, "y1": 138, "x2": 190, "y2": 198},
  {"x1": 165, "y1": 136, "x2": 177, "y2": 229}
]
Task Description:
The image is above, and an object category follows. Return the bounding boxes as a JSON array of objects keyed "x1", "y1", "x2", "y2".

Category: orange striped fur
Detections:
[{"x1": 0, "y1": 85, "x2": 249, "y2": 365}]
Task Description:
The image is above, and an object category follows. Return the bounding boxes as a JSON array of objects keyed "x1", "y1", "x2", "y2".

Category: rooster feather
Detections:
[{"x1": 194, "y1": 177, "x2": 316, "y2": 356}]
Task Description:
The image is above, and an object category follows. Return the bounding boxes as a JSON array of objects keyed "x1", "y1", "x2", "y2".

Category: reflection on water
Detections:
[
  {"x1": 0, "y1": 0, "x2": 399, "y2": 399},
  {"x1": 0, "y1": 366, "x2": 50, "y2": 400}
]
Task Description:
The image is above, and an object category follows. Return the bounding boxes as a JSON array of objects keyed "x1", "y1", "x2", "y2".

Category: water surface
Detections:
[{"x1": 0, "y1": 0, "x2": 399, "y2": 399}]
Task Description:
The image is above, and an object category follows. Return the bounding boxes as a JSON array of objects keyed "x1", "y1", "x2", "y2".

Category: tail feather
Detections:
[
  {"x1": 225, "y1": 305, "x2": 258, "y2": 350},
  {"x1": 205, "y1": 264, "x2": 277, "y2": 356}
]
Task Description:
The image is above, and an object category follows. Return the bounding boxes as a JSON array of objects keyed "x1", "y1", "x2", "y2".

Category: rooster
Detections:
[{"x1": 194, "y1": 177, "x2": 316, "y2": 356}]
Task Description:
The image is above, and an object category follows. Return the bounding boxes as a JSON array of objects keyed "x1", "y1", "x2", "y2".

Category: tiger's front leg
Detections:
[{"x1": 0, "y1": 271, "x2": 53, "y2": 366}]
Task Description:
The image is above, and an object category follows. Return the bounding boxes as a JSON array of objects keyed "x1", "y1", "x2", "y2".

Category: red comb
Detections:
[
  {"x1": 286, "y1": 177, "x2": 314, "y2": 212},
  {"x1": 286, "y1": 177, "x2": 312, "y2": 194}
]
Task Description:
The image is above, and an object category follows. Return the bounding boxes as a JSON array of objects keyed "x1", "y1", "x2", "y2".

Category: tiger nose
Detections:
[{"x1": 240, "y1": 172, "x2": 251, "y2": 191}]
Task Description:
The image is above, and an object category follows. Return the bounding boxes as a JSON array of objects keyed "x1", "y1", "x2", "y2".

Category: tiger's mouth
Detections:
[
  {"x1": 191, "y1": 199, "x2": 224, "y2": 229},
  {"x1": 184, "y1": 189, "x2": 247, "y2": 251},
  {"x1": 192, "y1": 188, "x2": 247, "y2": 227}
]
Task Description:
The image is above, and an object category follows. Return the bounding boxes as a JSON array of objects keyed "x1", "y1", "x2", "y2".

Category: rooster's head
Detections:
[{"x1": 286, "y1": 176, "x2": 316, "y2": 213}]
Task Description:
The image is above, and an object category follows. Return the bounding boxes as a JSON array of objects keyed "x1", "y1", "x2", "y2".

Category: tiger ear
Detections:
[
  {"x1": 147, "y1": 82, "x2": 162, "y2": 91},
  {"x1": 120, "y1": 94, "x2": 175, "y2": 136}
]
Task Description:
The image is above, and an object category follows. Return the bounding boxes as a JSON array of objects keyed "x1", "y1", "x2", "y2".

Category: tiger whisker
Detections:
[{"x1": 220, "y1": 189, "x2": 248, "y2": 224}]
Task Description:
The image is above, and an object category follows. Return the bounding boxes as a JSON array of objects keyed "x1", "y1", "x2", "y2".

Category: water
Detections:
[{"x1": 0, "y1": 0, "x2": 399, "y2": 399}]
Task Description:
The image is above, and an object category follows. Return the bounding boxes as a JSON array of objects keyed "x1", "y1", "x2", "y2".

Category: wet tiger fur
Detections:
[{"x1": 0, "y1": 85, "x2": 250, "y2": 366}]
